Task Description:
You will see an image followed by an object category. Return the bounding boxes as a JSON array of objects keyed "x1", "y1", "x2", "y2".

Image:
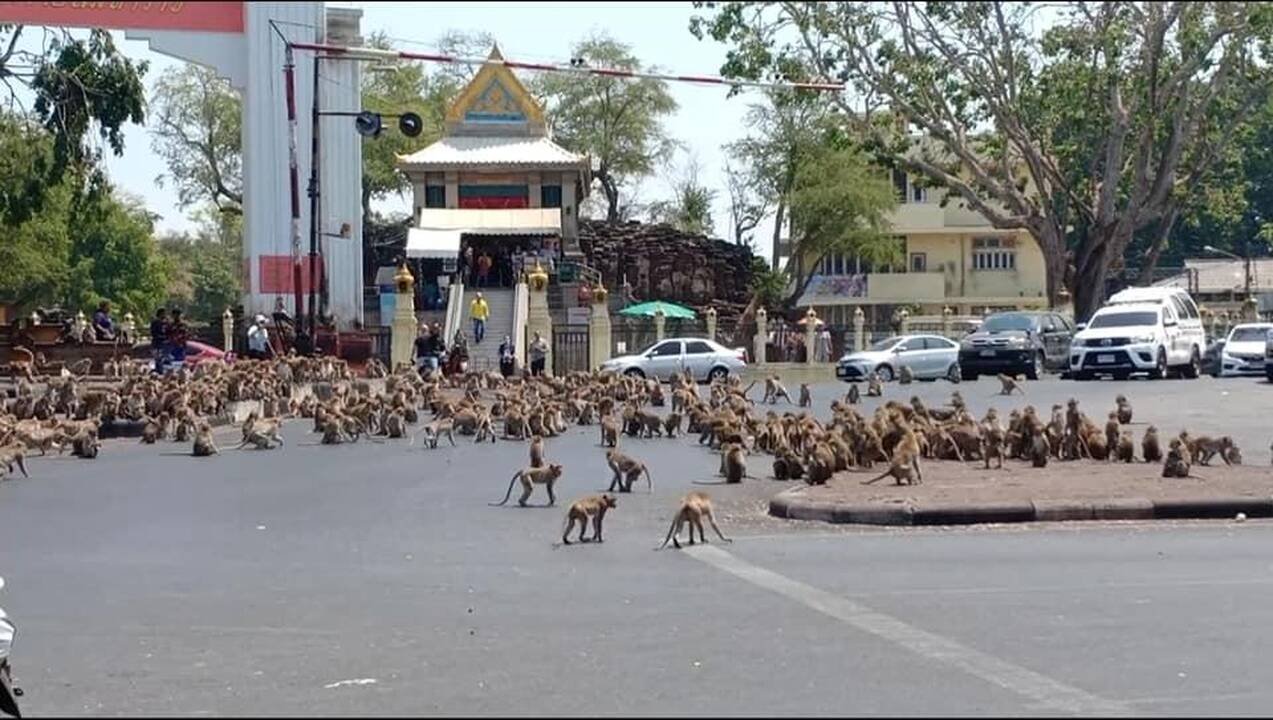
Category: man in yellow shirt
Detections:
[{"x1": 470, "y1": 292, "x2": 490, "y2": 344}]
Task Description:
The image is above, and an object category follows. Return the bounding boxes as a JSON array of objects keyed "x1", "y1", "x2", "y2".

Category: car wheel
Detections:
[
  {"x1": 708, "y1": 366, "x2": 729, "y2": 383},
  {"x1": 946, "y1": 363, "x2": 962, "y2": 383},
  {"x1": 1152, "y1": 347, "x2": 1168, "y2": 380},
  {"x1": 624, "y1": 367, "x2": 645, "y2": 378},
  {"x1": 1026, "y1": 351, "x2": 1045, "y2": 380},
  {"x1": 875, "y1": 364, "x2": 895, "y2": 382},
  {"x1": 1182, "y1": 346, "x2": 1201, "y2": 379}
]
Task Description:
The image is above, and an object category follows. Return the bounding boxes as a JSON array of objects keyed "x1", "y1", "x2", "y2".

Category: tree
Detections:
[
  {"x1": 149, "y1": 64, "x2": 243, "y2": 214},
  {"x1": 159, "y1": 207, "x2": 243, "y2": 322},
  {"x1": 647, "y1": 151, "x2": 718, "y2": 235},
  {"x1": 692, "y1": 2, "x2": 1273, "y2": 318},
  {"x1": 724, "y1": 159, "x2": 765, "y2": 246},
  {"x1": 533, "y1": 33, "x2": 678, "y2": 223}
]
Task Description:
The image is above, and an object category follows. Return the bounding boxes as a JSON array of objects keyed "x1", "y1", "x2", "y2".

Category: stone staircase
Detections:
[{"x1": 460, "y1": 288, "x2": 514, "y2": 373}]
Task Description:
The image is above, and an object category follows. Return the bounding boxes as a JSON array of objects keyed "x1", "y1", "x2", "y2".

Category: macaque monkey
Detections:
[
  {"x1": 1162, "y1": 439, "x2": 1192, "y2": 478},
  {"x1": 414, "y1": 418, "x2": 456, "y2": 449},
  {"x1": 663, "y1": 412, "x2": 682, "y2": 438},
  {"x1": 237, "y1": 418, "x2": 284, "y2": 450},
  {"x1": 473, "y1": 412, "x2": 497, "y2": 444},
  {"x1": 529, "y1": 434, "x2": 546, "y2": 468},
  {"x1": 192, "y1": 422, "x2": 220, "y2": 456},
  {"x1": 1105, "y1": 412, "x2": 1121, "y2": 456},
  {"x1": 861, "y1": 457, "x2": 922, "y2": 486},
  {"x1": 898, "y1": 366, "x2": 914, "y2": 385},
  {"x1": 798, "y1": 383, "x2": 812, "y2": 408},
  {"x1": 70, "y1": 429, "x2": 100, "y2": 459},
  {"x1": 599, "y1": 416, "x2": 619, "y2": 448},
  {"x1": 981, "y1": 430, "x2": 1006, "y2": 469},
  {"x1": 8, "y1": 346, "x2": 36, "y2": 382},
  {"x1": 1142, "y1": 426, "x2": 1163, "y2": 463},
  {"x1": 764, "y1": 375, "x2": 793, "y2": 405},
  {"x1": 0, "y1": 446, "x2": 29, "y2": 479},
  {"x1": 1191, "y1": 435, "x2": 1236, "y2": 466},
  {"x1": 997, "y1": 373, "x2": 1026, "y2": 395},
  {"x1": 867, "y1": 373, "x2": 884, "y2": 397},
  {"x1": 140, "y1": 416, "x2": 163, "y2": 444},
  {"x1": 1029, "y1": 433, "x2": 1050, "y2": 468},
  {"x1": 1115, "y1": 431, "x2": 1136, "y2": 463},
  {"x1": 381, "y1": 410, "x2": 407, "y2": 439},
  {"x1": 846, "y1": 384, "x2": 860, "y2": 404},
  {"x1": 491, "y1": 463, "x2": 564, "y2": 507},
  {"x1": 656, "y1": 492, "x2": 732, "y2": 550},
  {"x1": 606, "y1": 449, "x2": 652, "y2": 493},
  {"x1": 557, "y1": 494, "x2": 617, "y2": 545},
  {"x1": 723, "y1": 443, "x2": 748, "y2": 484},
  {"x1": 1115, "y1": 394, "x2": 1133, "y2": 424}
]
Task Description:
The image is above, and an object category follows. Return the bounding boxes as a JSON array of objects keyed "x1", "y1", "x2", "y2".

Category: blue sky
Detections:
[{"x1": 91, "y1": 1, "x2": 777, "y2": 257}]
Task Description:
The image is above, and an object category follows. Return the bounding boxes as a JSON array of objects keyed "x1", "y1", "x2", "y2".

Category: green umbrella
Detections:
[{"x1": 618, "y1": 300, "x2": 697, "y2": 320}]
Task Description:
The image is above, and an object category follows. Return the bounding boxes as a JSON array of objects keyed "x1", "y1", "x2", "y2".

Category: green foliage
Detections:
[
  {"x1": 533, "y1": 33, "x2": 678, "y2": 222},
  {"x1": 789, "y1": 147, "x2": 898, "y2": 272},
  {"x1": 149, "y1": 63, "x2": 242, "y2": 214},
  {"x1": 748, "y1": 256, "x2": 787, "y2": 309},
  {"x1": 158, "y1": 208, "x2": 243, "y2": 322},
  {"x1": 647, "y1": 152, "x2": 718, "y2": 235}
]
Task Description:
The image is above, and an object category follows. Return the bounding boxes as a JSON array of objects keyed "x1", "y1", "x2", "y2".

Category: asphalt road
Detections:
[{"x1": 1, "y1": 374, "x2": 1272, "y2": 716}]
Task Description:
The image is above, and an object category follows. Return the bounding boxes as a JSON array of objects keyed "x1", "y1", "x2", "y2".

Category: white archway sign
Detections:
[{"x1": 0, "y1": 2, "x2": 365, "y2": 328}]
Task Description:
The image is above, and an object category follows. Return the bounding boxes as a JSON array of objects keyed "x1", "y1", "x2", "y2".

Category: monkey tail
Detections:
[
  {"x1": 860, "y1": 469, "x2": 890, "y2": 485},
  {"x1": 655, "y1": 514, "x2": 680, "y2": 550},
  {"x1": 14, "y1": 455, "x2": 28, "y2": 478},
  {"x1": 489, "y1": 472, "x2": 519, "y2": 506}
]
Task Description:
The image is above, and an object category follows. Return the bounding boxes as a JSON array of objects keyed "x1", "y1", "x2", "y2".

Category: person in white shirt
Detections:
[{"x1": 246, "y1": 314, "x2": 274, "y2": 360}]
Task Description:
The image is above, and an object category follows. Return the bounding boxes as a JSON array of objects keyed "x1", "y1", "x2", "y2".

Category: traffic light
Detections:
[{"x1": 354, "y1": 111, "x2": 382, "y2": 138}]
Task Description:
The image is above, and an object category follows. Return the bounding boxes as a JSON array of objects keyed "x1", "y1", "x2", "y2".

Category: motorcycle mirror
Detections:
[
  {"x1": 398, "y1": 112, "x2": 423, "y2": 137},
  {"x1": 354, "y1": 111, "x2": 383, "y2": 138}
]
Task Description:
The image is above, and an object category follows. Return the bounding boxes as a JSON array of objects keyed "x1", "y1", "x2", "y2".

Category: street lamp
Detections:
[{"x1": 1203, "y1": 244, "x2": 1252, "y2": 297}]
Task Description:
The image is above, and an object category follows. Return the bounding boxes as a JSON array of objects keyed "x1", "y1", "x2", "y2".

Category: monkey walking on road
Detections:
[
  {"x1": 656, "y1": 492, "x2": 731, "y2": 550},
  {"x1": 491, "y1": 463, "x2": 565, "y2": 507},
  {"x1": 554, "y1": 494, "x2": 617, "y2": 546}
]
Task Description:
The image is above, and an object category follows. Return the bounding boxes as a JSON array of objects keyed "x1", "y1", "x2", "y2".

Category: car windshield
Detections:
[
  {"x1": 980, "y1": 313, "x2": 1036, "y2": 332},
  {"x1": 1088, "y1": 311, "x2": 1159, "y2": 329},
  {"x1": 867, "y1": 337, "x2": 902, "y2": 351},
  {"x1": 1229, "y1": 327, "x2": 1270, "y2": 342}
]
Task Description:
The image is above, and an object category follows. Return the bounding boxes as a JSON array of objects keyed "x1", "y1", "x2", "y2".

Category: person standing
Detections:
[
  {"x1": 817, "y1": 326, "x2": 832, "y2": 363},
  {"x1": 167, "y1": 309, "x2": 189, "y2": 367},
  {"x1": 246, "y1": 314, "x2": 274, "y2": 361},
  {"x1": 462, "y1": 245, "x2": 475, "y2": 285},
  {"x1": 149, "y1": 308, "x2": 169, "y2": 374},
  {"x1": 529, "y1": 331, "x2": 549, "y2": 377},
  {"x1": 498, "y1": 334, "x2": 516, "y2": 378},
  {"x1": 469, "y1": 292, "x2": 490, "y2": 344},
  {"x1": 476, "y1": 251, "x2": 492, "y2": 288},
  {"x1": 415, "y1": 324, "x2": 436, "y2": 374}
]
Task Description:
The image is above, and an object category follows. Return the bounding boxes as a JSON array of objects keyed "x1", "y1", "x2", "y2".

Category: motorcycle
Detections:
[{"x1": 0, "y1": 577, "x2": 21, "y2": 718}]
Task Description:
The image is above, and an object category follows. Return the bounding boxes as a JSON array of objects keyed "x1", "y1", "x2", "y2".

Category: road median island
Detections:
[{"x1": 769, "y1": 460, "x2": 1273, "y2": 526}]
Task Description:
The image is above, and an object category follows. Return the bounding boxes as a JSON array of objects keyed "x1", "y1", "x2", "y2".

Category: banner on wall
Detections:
[{"x1": 0, "y1": 2, "x2": 245, "y2": 34}]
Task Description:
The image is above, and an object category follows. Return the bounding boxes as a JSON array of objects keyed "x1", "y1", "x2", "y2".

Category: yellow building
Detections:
[{"x1": 793, "y1": 169, "x2": 1048, "y2": 327}]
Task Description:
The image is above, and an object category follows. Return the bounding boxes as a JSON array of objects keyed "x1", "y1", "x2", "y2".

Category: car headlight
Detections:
[{"x1": 1133, "y1": 333, "x2": 1156, "y2": 344}]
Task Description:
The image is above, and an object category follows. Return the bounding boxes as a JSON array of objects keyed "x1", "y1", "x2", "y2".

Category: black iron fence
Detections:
[{"x1": 553, "y1": 327, "x2": 590, "y2": 376}]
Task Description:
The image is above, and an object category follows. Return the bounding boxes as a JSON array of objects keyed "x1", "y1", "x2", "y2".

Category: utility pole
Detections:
[{"x1": 308, "y1": 54, "x2": 323, "y2": 342}]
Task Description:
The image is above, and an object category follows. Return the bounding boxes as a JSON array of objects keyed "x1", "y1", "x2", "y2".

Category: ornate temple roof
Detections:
[{"x1": 397, "y1": 134, "x2": 585, "y2": 169}]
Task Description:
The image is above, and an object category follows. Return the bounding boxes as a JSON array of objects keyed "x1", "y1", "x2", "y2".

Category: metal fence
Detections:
[{"x1": 552, "y1": 327, "x2": 590, "y2": 376}]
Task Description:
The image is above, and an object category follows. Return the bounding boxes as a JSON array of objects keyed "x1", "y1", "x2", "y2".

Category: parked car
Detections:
[
  {"x1": 153, "y1": 340, "x2": 227, "y2": 372},
  {"x1": 600, "y1": 337, "x2": 747, "y2": 382},
  {"x1": 1216, "y1": 323, "x2": 1273, "y2": 377},
  {"x1": 836, "y1": 334, "x2": 961, "y2": 383},
  {"x1": 958, "y1": 311, "x2": 1073, "y2": 381},
  {"x1": 1069, "y1": 286, "x2": 1205, "y2": 380}
]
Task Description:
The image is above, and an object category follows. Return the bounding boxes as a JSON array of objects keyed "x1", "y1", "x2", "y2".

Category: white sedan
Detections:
[
  {"x1": 600, "y1": 337, "x2": 748, "y2": 382},
  {"x1": 836, "y1": 334, "x2": 962, "y2": 383},
  {"x1": 1219, "y1": 323, "x2": 1273, "y2": 377}
]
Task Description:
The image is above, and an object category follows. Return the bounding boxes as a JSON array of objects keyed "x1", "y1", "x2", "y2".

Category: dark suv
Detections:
[{"x1": 959, "y1": 311, "x2": 1074, "y2": 380}]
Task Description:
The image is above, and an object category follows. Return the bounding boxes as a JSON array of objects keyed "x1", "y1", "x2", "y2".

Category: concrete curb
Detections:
[{"x1": 770, "y1": 489, "x2": 1272, "y2": 526}]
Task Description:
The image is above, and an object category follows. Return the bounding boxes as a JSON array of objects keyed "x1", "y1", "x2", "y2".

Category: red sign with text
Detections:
[{"x1": 0, "y1": 2, "x2": 244, "y2": 34}]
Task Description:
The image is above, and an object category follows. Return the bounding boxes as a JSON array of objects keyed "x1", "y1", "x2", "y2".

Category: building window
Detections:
[
  {"x1": 972, "y1": 237, "x2": 1016, "y2": 271},
  {"x1": 911, "y1": 182, "x2": 928, "y2": 203},
  {"x1": 541, "y1": 185, "x2": 562, "y2": 208},
  {"x1": 910, "y1": 253, "x2": 927, "y2": 273},
  {"x1": 892, "y1": 168, "x2": 908, "y2": 202},
  {"x1": 424, "y1": 185, "x2": 445, "y2": 208}
]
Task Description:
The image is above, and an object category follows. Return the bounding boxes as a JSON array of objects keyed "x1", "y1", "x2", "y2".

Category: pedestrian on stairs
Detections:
[{"x1": 470, "y1": 292, "x2": 490, "y2": 344}]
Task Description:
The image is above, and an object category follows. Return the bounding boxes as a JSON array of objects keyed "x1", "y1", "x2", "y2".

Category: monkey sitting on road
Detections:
[
  {"x1": 1029, "y1": 432, "x2": 1050, "y2": 468},
  {"x1": 798, "y1": 383, "x2": 812, "y2": 408},
  {"x1": 1162, "y1": 438, "x2": 1192, "y2": 478},
  {"x1": 491, "y1": 463, "x2": 565, "y2": 507},
  {"x1": 192, "y1": 422, "x2": 220, "y2": 457},
  {"x1": 70, "y1": 428, "x2": 100, "y2": 459},
  {"x1": 1115, "y1": 394, "x2": 1133, "y2": 424},
  {"x1": 237, "y1": 417, "x2": 284, "y2": 450},
  {"x1": 1115, "y1": 431, "x2": 1136, "y2": 463},
  {"x1": 866, "y1": 373, "x2": 884, "y2": 397},
  {"x1": 997, "y1": 373, "x2": 1026, "y2": 395},
  {"x1": 846, "y1": 383, "x2": 860, "y2": 404},
  {"x1": 723, "y1": 442, "x2": 748, "y2": 484},
  {"x1": 556, "y1": 494, "x2": 617, "y2": 546},
  {"x1": 529, "y1": 434, "x2": 546, "y2": 468},
  {"x1": 606, "y1": 449, "x2": 652, "y2": 493},
  {"x1": 656, "y1": 491, "x2": 731, "y2": 550},
  {"x1": 898, "y1": 366, "x2": 914, "y2": 385},
  {"x1": 1142, "y1": 426, "x2": 1163, "y2": 463},
  {"x1": 663, "y1": 412, "x2": 682, "y2": 438},
  {"x1": 599, "y1": 416, "x2": 619, "y2": 448}
]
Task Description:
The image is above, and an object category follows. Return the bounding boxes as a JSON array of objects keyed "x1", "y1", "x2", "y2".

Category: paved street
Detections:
[{"x1": 2, "y1": 374, "x2": 1272, "y2": 715}]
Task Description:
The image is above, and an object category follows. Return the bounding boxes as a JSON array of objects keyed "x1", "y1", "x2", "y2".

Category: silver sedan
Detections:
[
  {"x1": 600, "y1": 337, "x2": 748, "y2": 382},
  {"x1": 836, "y1": 334, "x2": 961, "y2": 383}
]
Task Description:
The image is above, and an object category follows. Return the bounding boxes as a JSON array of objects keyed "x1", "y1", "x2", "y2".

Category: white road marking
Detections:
[
  {"x1": 686, "y1": 544, "x2": 1133, "y2": 717},
  {"x1": 324, "y1": 678, "x2": 378, "y2": 689}
]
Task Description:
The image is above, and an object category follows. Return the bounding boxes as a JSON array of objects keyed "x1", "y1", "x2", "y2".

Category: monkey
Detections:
[
  {"x1": 1029, "y1": 432, "x2": 1050, "y2": 468},
  {"x1": 1105, "y1": 412, "x2": 1120, "y2": 457},
  {"x1": 997, "y1": 373, "x2": 1026, "y2": 395},
  {"x1": 1086, "y1": 433, "x2": 1109, "y2": 461},
  {"x1": 1162, "y1": 438, "x2": 1192, "y2": 478},
  {"x1": 798, "y1": 383, "x2": 812, "y2": 408},
  {"x1": 663, "y1": 412, "x2": 682, "y2": 438},
  {"x1": 140, "y1": 416, "x2": 163, "y2": 444},
  {"x1": 804, "y1": 443, "x2": 836, "y2": 485},
  {"x1": 472, "y1": 412, "x2": 497, "y2": 444},
  {"x1": 320, "y1": 417, "x2": 350, "y2": 445},
  {"x1": 1115, "y1": 431, "x2": 1136, "y2": 463},
  {"x1": 656, "y1": 491, "x2": 732, "y2": 550},
  {"x1": 237, "y1": 418, "x2": 284, "y2": 450},
  {"x1": 981, "y1": 429, "x2": 1006, "y2": 469},
  {"x1": 381, "y1": 410, "x2": 408, "y2": 439},
  {"x1": 557, "y1": 494, "x2": 617, "y2": 545},
  {"x1": 723, "y1": 442, "x2": 748, "y2": 484},
  {"x1": 898, "y1": 365, "x2": 914, "y2": 384},
  {"x1": 0, "y1": 446, "x2": 29, "y2": 479},
  {"x1": 529, "y1": 434, "x2": 546, "y2": 468},
  {"x1": 413, "y1": 418, "x2": 456, "y2": 449},
  {"x1": 8, "y1": 346, "x2": 37, "y2": 383},
  {"x1": 1226, "y1": 445, "x2": 1244, "y2": 465},
  {"x1": 846, "y1": 383, "x2": 860, "y2": 405},
  {"x1": 764, "y1": 375, "x2": 793, "y2": 404},
  {"x1": 1191, "y1": 435, "x2": 1236, "y2": 466},
  {"x1": 867, "y1": 373, "x2": 884, "y2": 397},
  {"x1": 861, "y1": 458, "x2": 921, "y2": 486},
  {"x1": 70, "y1": 428, "x2": 100, "y2": 459},
  {"x1": 192, "y1": 422, "x2": 220, "y2": 457},
  {"x1": 1115, "y1": 394, "x2": 1133, "y2": 425},
  {"x1": 1142, "y1": 425, "x2": 1163, "y2": 463},
  {"x1": 606, "y1": 449, "x2": 652, "y2": 493},
  {"x1": 599, "y1": 415, "x2": 619, "y2": 448},
  {"x1": 491, "y1": 463, "x2": 564, "y2": 507}
]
